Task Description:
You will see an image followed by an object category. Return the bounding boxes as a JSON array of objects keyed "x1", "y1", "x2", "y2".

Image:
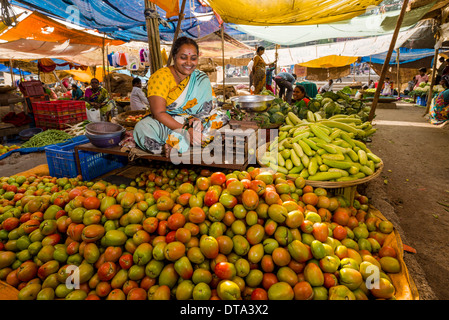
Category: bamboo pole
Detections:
[
  {"x1": 105, "y1": 44, "x2": 111, "y2": 93},
  {"x1": 167, "y1": 0, "x2": 187, "y2": 66},
  {"x1": 102, "y1": 35, "x2": 106, "y2": 86},
  {"x1": 368, "y1": 0, "x2": 410, "y2": 122},
  {"x1": 368, "y1": 55, "x2": 371, "y2": 82},
  {"x1": 273, "y1": 44, "x2": 279, "y2": 95},
  {"x1": 396, "y1": 48, "x2": 400, "y2": 97},
  {"x1": 9, "y1": 59, "x2": 14, "y2": 86},
  {"x1": 144, "y1": 0, "x2": 163, "y2": 74},
  {"x1": 221, "y1": 24, "x2": 226, "y2": 101},
  {"x1": 424, "y1": 46, "x2": 439, "y2": 115}
]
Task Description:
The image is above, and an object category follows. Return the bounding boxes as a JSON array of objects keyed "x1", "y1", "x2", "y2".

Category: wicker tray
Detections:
[
  {"x1": 115, "y1": 110, "x2": 150, "y2": 128},
  {"x1": 257, "y1": 142, "x2": 384, "y2": 188}
]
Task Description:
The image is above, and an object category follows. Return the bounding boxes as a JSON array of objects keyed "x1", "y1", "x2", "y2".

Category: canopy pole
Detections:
[
  {"x1": 144, "y1": 0, "x2": 163, "y2": 74},
  {"x1": 424, "y1": 46, "x2": 440, "y2": 115},
  {"x1": 167, "y1": 0, "x2": 187, "y2": 66},
  {"x1": 221, "y1": 24, "x2": 226, "y2": 101},
  {"x1": 275, "y1": 44, "x2": 279, "y2": 95},
  {"x1": 102, "y1": 35, "x2": 106, "y2": 87},
  {"x1": 9, "y1": 59, "x2": 14, "y2": 86},
  {"x1": 53, "y1": 71, "x2": 67, "y2": 93},
  {"x1": 368, "y1": 55, "x2": 371, "y2": 82},
  {"x1": 105, "y1": 43, "x2": 111, "y2": 93},
  {"x1": 396, "y1": 49, "x2": 401, "y2": 97},
  {"x1": 368, "y1": 0, "x2": 409, "y2": 122}
]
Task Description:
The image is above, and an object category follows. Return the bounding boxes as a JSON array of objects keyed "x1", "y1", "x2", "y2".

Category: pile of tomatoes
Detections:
[{"x1": 0, "y1": 165, "x2": 401, "y2": 300}]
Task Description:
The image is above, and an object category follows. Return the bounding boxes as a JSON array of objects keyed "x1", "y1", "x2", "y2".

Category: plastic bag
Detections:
[{"x1": 86, "y1": 108, "x2": 101, "y2": 122}]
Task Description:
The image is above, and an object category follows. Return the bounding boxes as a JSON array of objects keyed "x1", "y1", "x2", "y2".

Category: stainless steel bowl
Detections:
[{"x1": 230, "y1": 95, "x2": 276, "y2": 113}]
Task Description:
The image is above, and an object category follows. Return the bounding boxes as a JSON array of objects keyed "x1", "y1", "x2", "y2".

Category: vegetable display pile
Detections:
[
  {"x1": 0, "y1": 164, "x2": 402, "y2": 300},
  {"x1": 64, "y1": 121, "x2": 90, "y2": 137},
  {"x1": 21, "y1": 130, "x2": 74, "y2": 148},
  {"x1": 305, "y1": 90, "x2": 372, "y2": 122},
  {"x1": 261, "y1": 112, "x2": 381, "y2": 181},
  {"x1": 408, "y1": 82, "x2": 445, "y2": 97}
]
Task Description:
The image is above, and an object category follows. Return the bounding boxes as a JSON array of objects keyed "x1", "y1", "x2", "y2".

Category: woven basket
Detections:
[
  {"x1": 257, "y1": 142, "x2": 384, "y2": 188},
  {"x1": 115, "y1": 110, "x2": 150, "y2": 128}
]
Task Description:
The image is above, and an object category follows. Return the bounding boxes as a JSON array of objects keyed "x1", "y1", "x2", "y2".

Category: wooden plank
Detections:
[{"x1": 74, "y1": 141, "x2": 250, "y2": 178}]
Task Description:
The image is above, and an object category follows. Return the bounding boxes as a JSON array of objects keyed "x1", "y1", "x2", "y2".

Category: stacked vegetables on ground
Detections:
[
  {"x1": 260, "y1": 113, "x2": 381, "y2": 181},
  {"x1": 64, "y1": 121, "x2": 91, "y2": 137},
  {"x1": 0, "y1": 165, "x2": 401, "y2": 300},
  {"x1": 0, "y1": 144, "x2": 20, "y2": 156},
  {"x1": 304, "y1": 90, "x2": 372, "y2": 122},
  {"x1": 408, "y1": 82, "x2": 445, "y2": 98}
]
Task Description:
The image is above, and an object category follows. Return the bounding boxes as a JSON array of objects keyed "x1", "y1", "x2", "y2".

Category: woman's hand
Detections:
[
  {"x1": 188, "y1": 127, "x2": 203, "y2": 146},
  {"x1": 189, "y1": 117, "x2": 204, "y2": 132}
]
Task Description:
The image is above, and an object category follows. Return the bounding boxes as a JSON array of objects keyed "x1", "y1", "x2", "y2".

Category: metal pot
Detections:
[{"x1": 230, "y1": 95, "x2": 275, "y2": 113}]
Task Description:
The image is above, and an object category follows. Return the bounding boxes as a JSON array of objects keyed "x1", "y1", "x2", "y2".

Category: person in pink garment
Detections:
[{"x1": 414, "y1": 67, "x2": 429, "y2": 89}]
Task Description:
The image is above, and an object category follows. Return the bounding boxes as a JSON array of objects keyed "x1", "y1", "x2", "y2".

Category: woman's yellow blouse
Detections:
[{"x1": 146, "y1": 67, "x2": 189, "y2": 106}]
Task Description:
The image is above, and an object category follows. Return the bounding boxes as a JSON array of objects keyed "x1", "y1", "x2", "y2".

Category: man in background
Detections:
[{"x1": 274, "y1": 72, "x2": 297, "y2": 104}]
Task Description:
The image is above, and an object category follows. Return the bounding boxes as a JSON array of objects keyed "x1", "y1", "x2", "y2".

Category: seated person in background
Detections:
[
  {"x1": 367, "y1": 79, "x2": 375, "y2": 89},
  {"x1": 414, "y1": 67, "x2": 429, "y2": 89},
  {"x1": 71, "y1": 84, "x2": 84, "y2": 100},
  {"x1": 429, "y1": 75, "x2": 449, "y2": 125},
  {"x1": 319, "y1": 79, "x2": 334, "y2": 93},
  {"x1": 274, "y1": 72, "x2": 297, "y2": 104},
  {"x1": 404, "y1": 77, "x2": 415, "y2": 95},
  {"x1": 291, "y1": 85, "x2": 311, "y2": 118},
  {"x1": 130, "y1": 77, "x2": 150, "y2": 111},
  {"x1": 84, "y1": 78, "x2": 117, "y2": 121},
  {"x1": 355, "y1": 85, "x2": 368, "y2": 100},
  {"x1": 42, "y1": 82, "x2": 57, "y2": 99}
]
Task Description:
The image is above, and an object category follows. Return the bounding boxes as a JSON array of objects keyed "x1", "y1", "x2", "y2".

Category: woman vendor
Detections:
[
  {"x1": 133, "y1": 36, "x2": 227, "y2": 155},
  {"x1": 84, "y1": 78, "x2": 117, "y2": 121},
  {"x1": 291, "y1": 85, "x2": 311, "y2": 119},
  {"x1": 429, "y1": 75, "x2": 449, "y2": 124}
]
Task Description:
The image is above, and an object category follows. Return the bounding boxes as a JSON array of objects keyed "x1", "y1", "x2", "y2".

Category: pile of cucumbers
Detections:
[{"x1": 260, "y1": 112, "x2": 382, "y2": 182}]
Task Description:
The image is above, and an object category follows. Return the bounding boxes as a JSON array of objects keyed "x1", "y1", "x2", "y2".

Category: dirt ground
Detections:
[
  {"x1": 363, "y1": 101, "x2": 449, "y2": 300},
  {"x1": 0, "y1": 100, "x2": 448, "y2": 300}
]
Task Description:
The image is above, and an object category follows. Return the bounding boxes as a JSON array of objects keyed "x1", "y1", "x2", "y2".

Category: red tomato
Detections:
[
  {"x1": 210, "y1": 172, "x2": 226, "y2": 186},
  {"x1": 97, "y1": 262, "x2": 117, "y2": 281},
  {"x1": 119, "y1": 253, "x2": 133, "y2": 270},
  {"x1": 251, "y1": 288, "x2": 268, "y2": 300}
]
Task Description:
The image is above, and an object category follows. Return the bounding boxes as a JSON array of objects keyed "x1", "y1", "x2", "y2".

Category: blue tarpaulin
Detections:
[
  {"x1": 11, "y1": 0, "x2": 243, "y2": 42},
  {"x1": 361, "y1": 47, "x2": 447, "y2": 65},
  {"x1": 0, "y1": 63, "x2": 32, "y2": 75}
]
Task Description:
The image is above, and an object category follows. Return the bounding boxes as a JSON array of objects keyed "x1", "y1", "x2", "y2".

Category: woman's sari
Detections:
[
  {"x1": 133, "y1": 69, "x2": 228, "y2": 154},
  {"x1": 84, "y1": 86, "x2": 117, "y2": 121},
  {"x1": 429, "y1": 89, "x2": 449, "y2": 124},
  {"x1": 253, "y1": 55, "x2": 267, "y2": 94}
]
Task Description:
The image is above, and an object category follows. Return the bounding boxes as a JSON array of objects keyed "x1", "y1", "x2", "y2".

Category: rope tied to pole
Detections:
[{"x1": 144, "y1": 8, "x2": 170, "y2": 28}]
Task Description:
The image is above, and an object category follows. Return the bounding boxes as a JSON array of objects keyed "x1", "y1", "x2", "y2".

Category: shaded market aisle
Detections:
[{"x1": 363, "y1": 102, "x2": 449, "y2": 300}]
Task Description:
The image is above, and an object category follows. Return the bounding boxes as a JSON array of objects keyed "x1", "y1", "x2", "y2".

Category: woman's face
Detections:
[
  {"x1": 90, "y1": 79, "x2": 99, "y2": 89},
  {"x1": 293, "y1": 87, "x2": 305, "y2": 101},
  {"x1": 173, "y1": 44, "x2": 198, "y2": 77}
]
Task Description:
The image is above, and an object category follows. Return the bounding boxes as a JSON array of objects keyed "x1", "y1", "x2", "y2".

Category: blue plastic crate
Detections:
[
  {"x1": 45, "y1": 136, "x2": 90, "y2": 178},
  {"x1": 45, "y1": 135, "x2": 128, "y2": 180},
  {"x1": 78, "y1": 150, "x2": 128, "y2": 181},
  {"x1": 416, "y1": 96, "x2": 427, "y2": 106}
]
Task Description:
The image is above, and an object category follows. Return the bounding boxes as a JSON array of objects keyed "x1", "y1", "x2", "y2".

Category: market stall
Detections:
[{"x1": 0, "y1": 0, "x2": 437, "y2": 303}]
